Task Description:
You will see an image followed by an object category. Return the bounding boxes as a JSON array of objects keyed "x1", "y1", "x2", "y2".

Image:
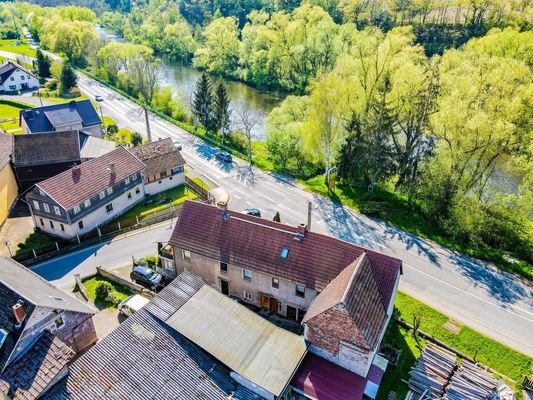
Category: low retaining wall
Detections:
[{"x1": 96, "y1": 265, "x2": 153, "y2": 298}]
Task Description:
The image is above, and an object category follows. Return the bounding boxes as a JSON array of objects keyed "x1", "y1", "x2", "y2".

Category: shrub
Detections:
[{"x1": 95, "y1": 281, "x2": 113, "y2": 301}]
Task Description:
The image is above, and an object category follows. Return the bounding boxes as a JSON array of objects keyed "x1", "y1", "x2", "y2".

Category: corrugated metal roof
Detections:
[{"x1": 166, "y1": 285, "x2": 308, "y2": 397}]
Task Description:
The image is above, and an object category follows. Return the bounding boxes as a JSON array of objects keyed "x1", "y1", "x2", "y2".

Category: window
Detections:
[
  {"x1": 54, "y1": 206, "x2": 61, "y2": 216},
  {"x1": 125, "y1": 176, "x2": 130, "y2": 185},
  {"x1": 43, "y1": 203, "x2": 50, "y2": 213},
  {"x1": 49, "y1": 221, "x2": 54, "y2": 229},
  {"x1": 9, "y1": 85, "x2": 16, "y2": 91},
  {"x1": 127, "y1": 192, "x2": 132, "y2": 199},
  {"x1": 27, "y1": 75, "x2": 30, "y2": 79},
  {"x1": 172, "y1": 166, "x2": 184, "y2": 175},
  {"x1": 84, "y1": 199, "x2": 91, "y2": 208},
  {"x1": 182, "y1": 249, "x2": 191, "y2": 261},
  {"x1": 243, "y1": 290, "x2": 252, "y2": 301},
  {"x1": 272, "y1": 278, "x2": 279, "y2": 289},
  {"x1": 99, "y1": 191, "x2": 105, "y2": 200},
  {"x1": 33, "y1": 200, "x2": 40, "y2": 210},
  {"x1": 105, "y1": 203, "x2": 113, "y2": 213},
  {"x1": 73, "y1": 205, "x2": 80, "y2": 214},
  {"x1": 243, "y1": 269, "x2": 252, "y2": 281},
  {"x1": 39, "y1": 218, "x2": 44, "y2": 226},
  {"x1": 54, "y1": 316, "x2": 64, "y2": 329},
  {"x1": 10, "y1": 77, "x2": 14, "y2": 81},
  {"x1": 280, "y1": 247, "x2": 290, "y2": 259},
  {"x1": 20, "y1": 75, "x2": 25, "y2": 80},
  {"x1": 78, "y1": 220, "x2": 84, "y2": 229},
  {"x1": 60, "y1": 224, "x2": 65, "y2": 232},
  {"x1": 106, "y1": 187, "x2": 113, "y2": 195},
  {"x1": 135, "y1": 187, "x2": 140, "y2": 194},
  {"x1": 163, "y1": 260, "x2": 174, "y2": 271},
  {"x1": 295, "y1": 284, "x2": 305, "y2": 298},
  {"x1": 220, "y1": 262, "x2": 228, "y2": 272},
  {"x1": 160, "y1": 171, "x2": 167, "y2": 178}
]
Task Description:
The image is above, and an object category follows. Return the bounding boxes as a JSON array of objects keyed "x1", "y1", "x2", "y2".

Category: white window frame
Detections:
[
  {"x1": 295, "y1": 284, "x2": 306, "y2": 298},
  {"x1": 243, "y1": 290, "x2": 252, "y2": 301},
  {"x1": 54, "y1": 206, "x2": 61, "y2": 216},
  {"x1": 163, "y1": 259, "x2": 174, "y2": 271},
  {"x1": 182, "y1": 249, "x2": 191, "y2": 261},
  {"x1": 125, "y1": 176, "x2": 130, "y2": 185},
  {"x1": 43, "y1": 203, "x2": 50, "y2": 213},
  {"x1": 33, "y1": 200, "x2": 40, "y2": 210},
  {"x1": 272, "y1": 277, "x2": 279, "y2": 289},
  {"x1": 106, "y1": 187, "x2": 113, "y2": 195},
  {"x1": 105, "y1": 203, "x2": 113, "y2": 213},
  {"x1": 84, "y1": 199, "x2": 91, "y2": 208},
  {"x1": 243, "y1": 269, "x2": 252, "y2": 281},
  {"x1": 99, "y1": 191, "x2": 105, "y2": 200}
]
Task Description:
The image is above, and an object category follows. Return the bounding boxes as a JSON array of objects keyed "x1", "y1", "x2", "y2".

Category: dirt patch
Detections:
[
  {"x1": 443, "y1": 320, "x2": 462, "y2": 334},
  {"x1": 92, "y1": 307, "x2": 126, "y2": 339}
]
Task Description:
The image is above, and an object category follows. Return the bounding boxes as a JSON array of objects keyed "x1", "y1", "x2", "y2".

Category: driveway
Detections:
[
  {"x1": 91, "y1": 307, "x2": 125, "y2": 339},
  {"x1": 0, "y1": 216, "x2": 34, "y2": 257}
]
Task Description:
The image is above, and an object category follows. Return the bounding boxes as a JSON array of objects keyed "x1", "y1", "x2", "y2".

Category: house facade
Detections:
[
  {"x1": 0, "y1": 257, "x2": 96, "y2": 399},
  {"x1": 19, "y1": 100, "x2": 103, "y2": 137},
  {"x1": 26, "y1": 147, "x2": 145, "y2": 239},
  {"x1": 0, "y1": 134, "x2": 17, "y2": 226},
  {"x1": 129, "y1": 138, "x2": 185, "y2": 195},
  {"x1": 167, "y1": 201, "x2": 402, "y2": 381},
  {"x1": 0, "y1": 60, "x2": 39, "y2": 92}
]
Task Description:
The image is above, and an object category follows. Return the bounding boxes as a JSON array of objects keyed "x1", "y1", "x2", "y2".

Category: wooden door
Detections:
[
  {"x1": 286, "y1": 305, "x2": 297, "y2": 321},
  {"x1": 220, "y1": 279, "x2": 230, "y2": 295},
  {"x1": 269, "y1": 298, "x2": 278, "y2": 314}
]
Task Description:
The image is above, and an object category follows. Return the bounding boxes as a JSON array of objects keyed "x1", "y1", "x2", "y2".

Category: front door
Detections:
[
  {"x1": 286, "y1": 305, "x2": 297, "y2": 321},
  {"x1": 269, "y1": 298, "x2": 278, "y2": 314},
  {"x1": 220, "y1": 279, "x2": 230, "y2": 295}
]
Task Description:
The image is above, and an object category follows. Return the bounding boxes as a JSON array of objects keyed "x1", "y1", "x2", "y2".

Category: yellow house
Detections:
[{"x1": 0, "y1": 134, "x2": 18, "y2": 226}]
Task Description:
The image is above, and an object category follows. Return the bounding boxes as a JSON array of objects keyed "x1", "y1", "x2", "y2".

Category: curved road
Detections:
[{"x1": 17, "y1": 59, "x2": 532, "y2": 357}]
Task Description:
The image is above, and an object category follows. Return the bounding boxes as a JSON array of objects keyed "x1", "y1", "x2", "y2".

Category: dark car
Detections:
[
  {"x1": 242, "y1": 208, "x2": 261, "y2": 217},
  {"x1": 215, "y1": 152, "x2": 232, "y2": 163},
  {"x1": 130, "y1": 266, "x2": 164, "y2": 291}
]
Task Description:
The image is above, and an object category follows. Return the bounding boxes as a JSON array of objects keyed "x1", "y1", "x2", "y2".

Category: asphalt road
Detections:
[{"x1": 31, "y1": 71, "x2": 533, "y2": 357}]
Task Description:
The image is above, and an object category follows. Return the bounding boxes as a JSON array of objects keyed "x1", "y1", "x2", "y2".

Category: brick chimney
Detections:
[
  {"x1": 108, "y1": 163, "x2": 116, "y2": 176},
  {"x1": 12, "y1": 303, "x2": 26, "y2": 325},
  {"x1": 297, "y1": 223, "x2": 307, "y2": 234},
  {"x1": 72, "y1": 165, "x2": 81, "y2": 176}
]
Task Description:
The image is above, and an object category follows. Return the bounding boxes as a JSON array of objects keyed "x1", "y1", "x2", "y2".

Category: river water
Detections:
[{"x1": 97, "y1": 27, "x2": 284, "y2": 139}]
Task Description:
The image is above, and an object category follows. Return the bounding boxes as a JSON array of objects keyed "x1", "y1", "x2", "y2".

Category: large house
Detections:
[
  {"x1": 0, "y1": 257, "x2": 97, "y2": 400},
  {"x1": 26, "y1": 147, "x2": 145, "y2": 239},
  {"x1": 0, "y1": 134, "x2": 17, "y2": 226},
  {"x1": 165, "y1": 201, "x2": 402, "y2": 384},
  {"x1": 19, "y1": 100, "x2": 103, "y2": 137},
  {"x1": 0, "y1": 60, "x2": 39, "y2": 93},
  {"x1": 129, "y1": 138, "x2": 186, "y2": 195}
]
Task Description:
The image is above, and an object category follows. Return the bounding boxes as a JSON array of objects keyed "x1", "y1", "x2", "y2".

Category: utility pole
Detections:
[
  {"x1": 99, "y1": 104, "x2": 105, "y2": 133},
  {"x1": 144, "y1": 107, "x2": 152, "y2": 143}
]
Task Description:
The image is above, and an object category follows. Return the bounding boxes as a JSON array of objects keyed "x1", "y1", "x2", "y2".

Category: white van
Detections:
[{"x1": 118, "y1": 295, "x2": 150, "y2": 317}]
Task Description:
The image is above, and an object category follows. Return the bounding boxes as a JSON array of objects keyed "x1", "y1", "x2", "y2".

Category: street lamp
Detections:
[{"x1": 4, "y1": 240, "x2": 12, "y2": 257}]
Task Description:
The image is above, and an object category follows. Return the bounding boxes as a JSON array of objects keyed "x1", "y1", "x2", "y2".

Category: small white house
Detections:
[
  {"x1": 129, "y1": 138, "x2": 186, "y2": 195},
  {"x1": 0, "y1": 60, "x2": 39, "y2": 93}
]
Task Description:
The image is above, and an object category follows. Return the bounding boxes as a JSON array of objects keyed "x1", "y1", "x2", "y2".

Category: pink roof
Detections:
[{"x1": 290, "y1": 354, "x2": 386, "y2": 400}]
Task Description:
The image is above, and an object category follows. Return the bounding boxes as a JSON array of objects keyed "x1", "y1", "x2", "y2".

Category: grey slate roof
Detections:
[
  {"x1": 0, "y1": 257, "x2": 95, "y2": 315},
  {"x1": 43, "y1": 272, "x2": 263, "y2": 400},
  {"x1": 0, "y1": 331, "x2": 74, "y2": 400},
  {"x1": 20, "y1": 100, "x2": 101, "y2": 133},
  {"x1": 12, "y1": 131, "x2": 81, "y2": 167},
  {"x1": 78, "y1": 132, "x2": 116, "y2": 159}
]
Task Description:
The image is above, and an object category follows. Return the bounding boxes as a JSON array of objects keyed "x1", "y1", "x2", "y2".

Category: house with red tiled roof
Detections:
[
  {"x1": 167, "y1": 200, "x2": 402, "y2": 399},
  {"x1": 25, "y1": 146, "x2": 145, "y2": 239}
]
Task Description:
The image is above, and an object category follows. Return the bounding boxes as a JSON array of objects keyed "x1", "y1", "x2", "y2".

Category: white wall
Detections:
[
  {"x1": 82, "y1": 124, "x2": 103, "y2": 138},
  {"x1": 144, "y1": 173, "x2": 184, "y2": 195},
  {"x1": 0, "y1": 68, "x2": 38, "y2": 92},
  {"x1": 36, "y1": 183, "x2": 145, "y2": 239}
]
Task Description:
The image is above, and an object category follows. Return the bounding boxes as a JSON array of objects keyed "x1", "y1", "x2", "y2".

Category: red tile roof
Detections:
[
  {"x1": 36, "y1": 146, "x2": 145, "y2": 210},
  {"x1": 169, "y1": 201, "x2": 401, "y2": 308}
]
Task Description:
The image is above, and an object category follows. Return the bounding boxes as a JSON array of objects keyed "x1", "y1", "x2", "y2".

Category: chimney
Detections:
[
  {"x1": 297, "y1": 223, "x2": 307, "y2": 234},
  {"x1": 72, "y1": 165, "x2": 81, "y2": 176},
  {"x1": 108, "y1": 163, "x2": 116, "y2": 175},
  {"x1": 12, "y1": 302, "x2": 26, "y2": 326}
]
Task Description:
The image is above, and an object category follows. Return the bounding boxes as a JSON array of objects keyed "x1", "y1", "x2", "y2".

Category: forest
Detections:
[{"x1": 0, "y1": 0, "x2": 531, "y2": 277}]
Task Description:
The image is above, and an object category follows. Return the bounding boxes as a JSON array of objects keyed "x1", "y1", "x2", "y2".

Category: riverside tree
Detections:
[
  {"x1": 214, "y1": 82, "x2": 231, "y2": 142},
  {"x1": 192, "y1": 73, "x2": 215, "y2": 132}
]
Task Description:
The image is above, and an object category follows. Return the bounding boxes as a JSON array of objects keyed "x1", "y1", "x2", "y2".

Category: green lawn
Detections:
[
  {"x1": 15, "y1": 230, "x2": 57, "y2": 257},
  {"x1": 81, "y1": 274, "x2": 132, "y2": 308},
  {"x1": 0, "y1": 39, "x2": 36, "y2": 57},
  {"x1": 119, "y1": 184, "x2": 195, "y2": 221},
  {"x1": 0, "y1": 100, "x2": 32, "y2": 134}
]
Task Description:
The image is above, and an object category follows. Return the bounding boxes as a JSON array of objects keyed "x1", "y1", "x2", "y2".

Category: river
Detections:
[{"x1": 97, "y1": 27, "x2": 284, "y2": 139}]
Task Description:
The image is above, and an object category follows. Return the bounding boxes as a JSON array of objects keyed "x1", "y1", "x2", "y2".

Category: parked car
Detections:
[
  {"x1": 242, "y1": 208, "x2": 261, "y2": 217},
  {"x1": 215, "y1": 152, "x2": 232, "y2": 163},
  {"x1": 172, "y1": 139, "x2": 183, "y2": 151},
  {"x1": 95, "y1": 94, "x2": 104, "y2": 102},
  {"x1": 130, "y1": 266, "x2": 164, "y2": 291},
  {"x1": 118, "y1": 294, "x2": 150, "y2": 317}
]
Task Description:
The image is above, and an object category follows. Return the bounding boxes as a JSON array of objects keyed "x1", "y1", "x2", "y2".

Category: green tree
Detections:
[
  {"x1": 192, "y1": 73, "x2": 215, "y2": 131},
  {"x1": 59, "y1": 62, "x2": 77, "y2": 93},
  {"x1": 266, "y1": 129, "x2": 302, "y2": 171},
  {"x1": 214, "y1": 82, "x2": 231, "y2": 142},
  {"x1": 273, "y1": 211, "x2": 281, "y2": 222},
  {"x1": 36, "y1": 49, "x2": 51, "y2": 79}
]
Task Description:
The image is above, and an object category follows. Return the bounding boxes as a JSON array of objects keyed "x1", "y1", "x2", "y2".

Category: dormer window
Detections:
[
  {"x1": 43, "y1": 203, "x2": 50, "y2": 213},
  {"x1": 280, "y1": 247, "x2": 289, "y2": 259},
  {"x1": 84, "y1": 199, "x2": 91, "y2": 208},
  {"x1": 99, "y1": 191, "x2": 105, "y2": 200},
  {"x1": 73, "y1": 205, "x2": 81, "y2": 214},
  {"x1": 125, "y1": 176, "x2": 130, "y2": 185}
]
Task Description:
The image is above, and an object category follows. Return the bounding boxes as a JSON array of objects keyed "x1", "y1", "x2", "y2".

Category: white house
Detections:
[
  {"x1": 0, "y1": 60, "x2": 39, "y2": 93},
  {"x1": 129, "y1": 138, "x2": 186, "y2": 195},
  {"x1": 26, "y1": 147, "x2": 146, "y2": 239}
]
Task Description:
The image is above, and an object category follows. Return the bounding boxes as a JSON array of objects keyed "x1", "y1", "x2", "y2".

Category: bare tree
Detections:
[
  {"x1": 234, "y1": 102, "x2": 263, "y2": 166},
  {"x1": 131, "y1": 55, "x2": 160, "y2": 106}
]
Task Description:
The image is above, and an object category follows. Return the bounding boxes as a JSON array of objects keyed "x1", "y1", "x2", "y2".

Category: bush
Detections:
[
  {"x1": 95, "y1": 281, "x2": 113, "y2": 301},
  {"x1": 45, "y1": 79, "x2": 58, "y2": 90},
  {"x1": 136, "y1": 255, "x2": 160, "y2": 268}
]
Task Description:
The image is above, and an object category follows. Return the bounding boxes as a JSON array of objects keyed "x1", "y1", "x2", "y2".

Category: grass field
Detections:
[
  {"x1": 82, "y1": 274, "x2": 132, "y2": 308},
  {"x1": 0, "y1": 100, "x2": 31, "y2": 134},
  {"x1": 0, "y1": 39, "x2": 36, "y2": 57},
  {"x1": 376, "y1": 291, "x2": 533, "y2": 399}
]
